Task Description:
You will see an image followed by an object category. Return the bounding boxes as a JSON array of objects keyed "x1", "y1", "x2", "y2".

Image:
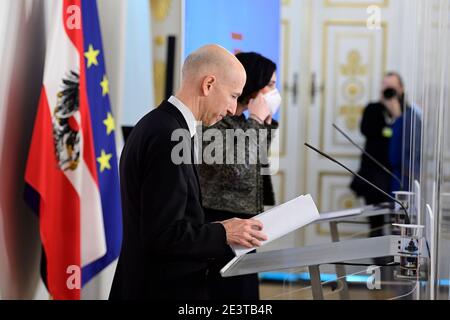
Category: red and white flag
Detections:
[{"x1": 25, "y1": 0, "x2": 109, "y2": 299}]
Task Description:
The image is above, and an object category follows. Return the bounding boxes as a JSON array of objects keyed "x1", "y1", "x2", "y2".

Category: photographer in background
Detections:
[
  {"x1": 387, "y1": 76, "x2": 422, "y2": 195},
  {"x1": 350, "y1": 72, "x2": 403, "y2": 238}
]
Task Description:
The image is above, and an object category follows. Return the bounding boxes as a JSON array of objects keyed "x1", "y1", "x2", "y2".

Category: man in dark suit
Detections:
[{"x1": 109, "y1": 45, "x2": 267, "y2": 300}]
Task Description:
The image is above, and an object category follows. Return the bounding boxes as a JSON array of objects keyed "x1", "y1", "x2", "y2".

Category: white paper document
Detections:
[
  {"x1": 231, "y1": 194, "x2": 320, "y2": 257},
  {"x1": 315, "y1": 208, "x2": 363, "y2": 222}
]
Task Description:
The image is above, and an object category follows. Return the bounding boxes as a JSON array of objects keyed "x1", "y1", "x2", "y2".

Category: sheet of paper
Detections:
[
  {"x1": 231, "y1": 194, "x2": 320, "y2": 257},
  {"x1": 315, "y1": 208, "x2": 363, "y2": 222}
]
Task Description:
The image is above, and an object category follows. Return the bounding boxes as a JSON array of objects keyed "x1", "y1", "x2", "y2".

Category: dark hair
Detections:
[
  {"x1": 385, "y1": 71, "x2": 404, "y2": 89},
  {"x1": 385, "y1": 71, "x2": 407, "y2": 111},
  {"x1": 235, "y1": 52, "x2": 276, "y2": 104}
]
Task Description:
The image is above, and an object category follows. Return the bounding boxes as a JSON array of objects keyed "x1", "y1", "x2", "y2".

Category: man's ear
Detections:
[{"x1": 202, "y1": 75, "x2": 216, "y2": 96}]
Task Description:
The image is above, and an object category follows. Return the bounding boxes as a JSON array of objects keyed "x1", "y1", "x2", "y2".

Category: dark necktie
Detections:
[{"x1": 191, "y1": 135, "x2": 202, "y2": 204}]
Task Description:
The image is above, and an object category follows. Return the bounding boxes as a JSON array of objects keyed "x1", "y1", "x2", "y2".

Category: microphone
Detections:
[
  {"x1": 304, "y1": 142, "x2": 411, "y2": 225},
  {"x1": 332, "y1": 123, "x2": 403, "y2": 189}
]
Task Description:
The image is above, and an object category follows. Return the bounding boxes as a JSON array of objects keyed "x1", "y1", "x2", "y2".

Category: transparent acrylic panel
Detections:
[{"x1": 399, "y1": 0, "x2": 450, "y2": 300}]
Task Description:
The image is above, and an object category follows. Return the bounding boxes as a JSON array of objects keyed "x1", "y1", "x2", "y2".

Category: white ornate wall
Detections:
[{"x1": 150, "y1": 0, "x2": 183, "y2": 105}]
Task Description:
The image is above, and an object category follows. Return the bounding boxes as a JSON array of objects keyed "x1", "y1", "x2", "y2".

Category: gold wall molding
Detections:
[
  {"x1": 154, "y1": 35, "x2": 165, "y2": 47},
  {"x1": 316, "y1": 171, "x2": 360, "y2": 236},
  {"x1": 335, "y1": 41, "x2": 369, "y2": 135},
  {"x1": 320, "y1": 20, "x2": 387, "y2": 158},
  {"x1": 324, "y1": 0, "x2": 389, "y2": 8},
  {"x1": 340, "y1": 50, "x2": 368, "y2": 77},
  {"x1": 153, "y1": 60, "x2": 166, "y2": 106},
  {"x1": 150, "y1": 0, "x2": 173, "y2": 22},
  {"x1": 317, "y1": 171, "x2": 353, "y2": 211}
]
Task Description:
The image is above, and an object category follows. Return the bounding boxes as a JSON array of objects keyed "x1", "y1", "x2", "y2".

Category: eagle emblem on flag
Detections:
[
  {"x1": 52, "y1": 71, "x2": 81, "y2": 171},
  {"x1": 25, "y1": 0, "x2": 123, "y2": 299}
]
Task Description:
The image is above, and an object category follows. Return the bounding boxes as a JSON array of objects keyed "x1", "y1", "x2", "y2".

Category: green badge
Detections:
[{"x1": 382, "y1": 127, "x2": 393, "y2": 138}]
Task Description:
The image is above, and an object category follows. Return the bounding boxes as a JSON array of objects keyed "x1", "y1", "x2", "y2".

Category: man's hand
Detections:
[
  {"x1": 382, "y1": 97, "x2": 402, "y2": 119},
  {"x1": 248, "y1": 93, "x2": 271, "y2": 124},
  {"x1": 220, "y1": 218, "x2": 268, "y2": 248}
]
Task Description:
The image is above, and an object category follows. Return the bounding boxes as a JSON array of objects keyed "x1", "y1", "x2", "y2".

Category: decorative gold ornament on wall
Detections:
[
  {"x1": 340, "y1": 50, "x2": 367, "y2": 77},
  {"x1": 342, "y1": 78, "x2": 364, "y2": 101},
  {"x1": 153, "y1": 60, "x2": 166, "y2": 105},
  {"x1": 154, "y1": 35, "x2": 166, "y2": 47},
  {"x1": 339, "y1": 105, "x2": 364, "y2": 130},
  {"x1": 339, "y1": 50, "x2": 366, "y2": 131},
  {"x1": 339, "y1": 194, "x2": 356, "y2": 209},
  {"x1": 316, "y1": 171, "x2": 360, "y2": 236},
  {"x1": 150, "y1": 0, "x2": 172, "y2": 22}
]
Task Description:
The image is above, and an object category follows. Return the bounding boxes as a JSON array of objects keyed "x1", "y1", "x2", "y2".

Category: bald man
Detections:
[{"x1": 109, "y1": 45, "x2": 267, "y2": 300}]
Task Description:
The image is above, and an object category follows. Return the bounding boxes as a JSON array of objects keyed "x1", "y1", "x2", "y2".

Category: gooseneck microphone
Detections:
[
  {"x1": 332, "y1": 123, "x2": 403, "y2": 189},
  {"x1": 304, "y1": 142, "x2": 411, "y2": 225}
]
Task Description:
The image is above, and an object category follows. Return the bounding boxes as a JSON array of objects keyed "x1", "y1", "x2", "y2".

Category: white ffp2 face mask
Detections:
[{"x1": 263, "y1": 88, "x2": 282, "y2": 115}]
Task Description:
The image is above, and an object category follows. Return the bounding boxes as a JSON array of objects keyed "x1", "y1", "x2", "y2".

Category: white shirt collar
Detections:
[{"x1": 168, "y1": 95, "x2": 197, "y2": 138}]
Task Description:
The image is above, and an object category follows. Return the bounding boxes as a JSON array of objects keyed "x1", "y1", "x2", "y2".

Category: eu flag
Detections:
[{"x1": 81, "y1": 0, "x2": 122, "y2": 285}]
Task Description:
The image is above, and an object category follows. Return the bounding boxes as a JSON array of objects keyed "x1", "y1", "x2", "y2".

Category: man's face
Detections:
[
  {"x1": 381, "y1": 75, "x2": 403, "y2": 97},
  {"x1": 202, "y1": 72, "x2": 246, "y2": 126}
]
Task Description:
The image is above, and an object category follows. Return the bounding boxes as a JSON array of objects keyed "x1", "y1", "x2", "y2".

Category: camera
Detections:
[{"x1": 383, "y1": 87, "x2": 397, "y2": 99}]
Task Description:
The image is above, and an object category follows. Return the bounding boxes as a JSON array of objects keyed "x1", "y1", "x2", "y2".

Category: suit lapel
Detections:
[{"x1": 160, "y1": 101, "x2": 202, "y2": 202}]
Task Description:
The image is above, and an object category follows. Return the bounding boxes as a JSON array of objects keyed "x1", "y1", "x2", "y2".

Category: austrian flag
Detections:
[{"x1": 24, "y1": 0, "x2": 122, "y2": 300}]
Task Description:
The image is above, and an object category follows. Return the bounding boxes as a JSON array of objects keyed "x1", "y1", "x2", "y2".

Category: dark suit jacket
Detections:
[
  {"x1": 350, "y1": 102, "x2": 392, "y2": 203},
  {"x1": 109, "y1": 101, "x2": 233, "y2": 300}
]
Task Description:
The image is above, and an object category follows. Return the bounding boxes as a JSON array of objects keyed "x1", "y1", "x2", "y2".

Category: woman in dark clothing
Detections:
[{"x1": 197, "y1": 52, "x2": 280, "y2": 300}]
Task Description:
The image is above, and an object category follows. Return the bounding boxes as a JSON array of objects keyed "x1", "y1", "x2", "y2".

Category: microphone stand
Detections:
[
  {"x1": 304, "y1": 142, "x2": 411, "y2": 225},
  {"x1": 332, "y1": 123, "x2": 403, "y2": 189}
]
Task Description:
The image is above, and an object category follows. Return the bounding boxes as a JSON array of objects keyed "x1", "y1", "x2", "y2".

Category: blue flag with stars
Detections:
[{"x1": 81, "y1": 0, "x2": 122, "y2": 286}]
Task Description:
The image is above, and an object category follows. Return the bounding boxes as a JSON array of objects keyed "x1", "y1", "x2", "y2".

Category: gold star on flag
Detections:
[
  {"x1": 100, "y1": 75, "x2": 109, "y2": 96},
  {"x1": 84, "y1": 44, "x2": 100, "y2": 68},
  {"x1": 103, "y1": 112, "x2": 116, "y2": 135},
  {"x1": 97, "y1": 150, "x2": 112, "y2": 172}
]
